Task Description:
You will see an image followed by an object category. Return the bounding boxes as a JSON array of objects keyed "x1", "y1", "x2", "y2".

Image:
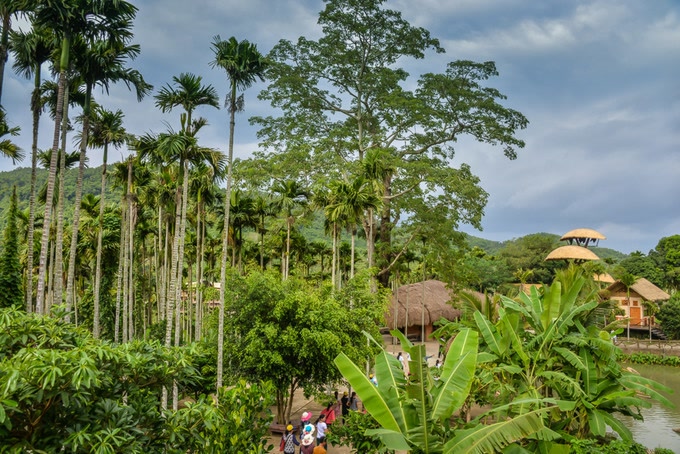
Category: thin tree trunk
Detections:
[
  {"x1": 217, "y1": 97, "x2": 237, "y2": 394},
  {"x1": 25, "y1": 64, "x2": 42, "y2": 313},
  {"x1": 54, "y1": 84, "x2": 71, "y2": 314},
  {"x1": 65, "y1": 86, "x2": 91, "y2": 323},
  {"x1": 331, "y1": 223, "x2": 337, "y2": 290},
  {"x1": 114, "y1": 206, "x2": 126, "y2": 343},
  {"x1": 36, "y1": 36, "x2": 70, "y2": 314},
  {"x1": 127, "y1": 184, "x2": 135, "y2": 341},
  {"x1": 122, "y1": 204, "x2": 129, "y2": 342},
  {"x1": 0, "y1": 13, "x2": 10, "y2": 104},
  {"x1": 92, "y1": 141, "x2": 109, "y2": 337}
]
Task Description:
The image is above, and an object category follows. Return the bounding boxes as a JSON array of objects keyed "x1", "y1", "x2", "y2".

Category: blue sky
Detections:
[{"x1": 3, "y1": 0, "x2": 679, "y2": 254}]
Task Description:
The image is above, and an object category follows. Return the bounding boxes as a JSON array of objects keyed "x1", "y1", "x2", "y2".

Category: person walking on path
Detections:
[
  {"x1": 320, "y1": 402, "x2": 336, "y2": 425},
  {"x1": 313, "y1": 439, "x2": 327, "y2": 454},
  {"x1": 280, "y1": 424, "x2": 299, "y2": 454},
  {"x1": 299, "y1": 411, "x2": 313, "y2": 437},
  {"x1": 341, "y1": 391, "x2": 350, "y2": 422},
  {"x1": 349, "y1": 391, "x2": 358, "y2": 411},
  {"x1": 315, "y1": 413, "x2": 328, "y2": 445},
  {"x1": 300, "y1": 433, "x2": 315, "y2": 454}
]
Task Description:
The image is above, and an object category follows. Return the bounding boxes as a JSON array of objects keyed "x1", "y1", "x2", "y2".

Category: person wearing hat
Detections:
[
  {"x1": 300, "y1": 432, "x2": 315, "y2": 454},
  {"x1": 299, "y1": 411, "x2": 314, "y2": 437},
  {"x1": 341, "y1": 391, "x2": 350, "y2": 422},
  {"x1": 280, "y1": 424, "x2": 299, "y2": 454},
  {"x1": 369, "y1": 373, "x2": 378, "y2": 386}
]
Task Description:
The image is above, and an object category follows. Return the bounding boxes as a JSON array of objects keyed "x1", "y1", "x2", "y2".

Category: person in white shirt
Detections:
[{"x1": 315, "y1": 413, "x2": 328, "y2": 445}]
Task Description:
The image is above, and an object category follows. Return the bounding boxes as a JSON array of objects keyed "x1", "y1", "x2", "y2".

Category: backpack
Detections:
[{"x1": 283, "y1": 434, "x2": 296, "y2": 454}]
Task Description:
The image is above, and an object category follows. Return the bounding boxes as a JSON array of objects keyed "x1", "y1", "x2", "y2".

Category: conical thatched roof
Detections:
[
  {"x1": 560, "y1": 228, "x2": 606, "y2": 241},
  {"x1": 607, "y1": 277, "x2": 670, "y2": 302},
  {"x1": 387, "y1": 280, "x2": 463, "y2": 329},
  {"x1": 545, "y1": 245, "x2": 600, "y2": 261}
]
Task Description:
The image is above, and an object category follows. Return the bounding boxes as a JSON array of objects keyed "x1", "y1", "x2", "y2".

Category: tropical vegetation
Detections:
[{"x1": 0, "y1": 0, "x2": 676, "y2": 452}]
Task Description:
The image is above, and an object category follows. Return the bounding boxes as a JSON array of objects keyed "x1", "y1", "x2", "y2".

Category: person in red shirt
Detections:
[{"x1": 319, "y1": 402, "x2": 336, "y2": 425}]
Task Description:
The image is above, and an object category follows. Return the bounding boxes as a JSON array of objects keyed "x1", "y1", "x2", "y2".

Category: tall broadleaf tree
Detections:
[
  {"x1": 253, "y1": 0, "x2": 528, "y2": 288},
  {"x1": 209, "y1": 35, "x2": 267, "y2": 393}
]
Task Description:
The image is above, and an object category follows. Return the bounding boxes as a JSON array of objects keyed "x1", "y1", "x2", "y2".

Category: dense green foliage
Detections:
[
  {"x1": 0, "y1": 187, "x2": 21, "y2": 307},
  {"x1": 656, "y1": 293, "x2": 680, "y2": 340},
  {"x1": 0, "y1": 307, "x2": 274, "y2": 453},
  {"x1": 619, "y1": 351, "x2": 680, "y2": 367},
  {"x1": 432, "y1": 267, "x2": 673, "y2": 451},
  {"x1": 218, "y1": 269, "x2": 388, "y2": 422}
]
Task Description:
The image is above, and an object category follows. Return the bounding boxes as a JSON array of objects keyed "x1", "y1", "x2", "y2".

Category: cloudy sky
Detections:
[{"x1": 3, "y1": 0, "x2": 679, "y2": 254}]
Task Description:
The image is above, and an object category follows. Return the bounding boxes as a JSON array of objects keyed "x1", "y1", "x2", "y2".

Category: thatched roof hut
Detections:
[
  {"x1": 545, "y1": 245, "x2": 600, "y2": 262},
  {"x1": 386, "y1": 280, "x2": 464, "y2": 335},
  {"x1": 607, "y1": 277, "x2": 670, "y2": 302},
  {"x1": 560, "y1": 228, "x2": 606, "y2": 247}
]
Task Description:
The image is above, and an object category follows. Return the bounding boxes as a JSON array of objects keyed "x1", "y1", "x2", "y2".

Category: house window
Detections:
[
  {"x1": 632, "y1": 300, "x2": 639, "y2": 306},
  {"x1": 622, "y1": 299, "x2": 629, "y2": 306}
]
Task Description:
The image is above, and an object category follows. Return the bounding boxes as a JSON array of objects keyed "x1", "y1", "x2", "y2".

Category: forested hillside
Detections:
[{"x1": 0, "y1": 166, "x2": 122, "y2": 221}]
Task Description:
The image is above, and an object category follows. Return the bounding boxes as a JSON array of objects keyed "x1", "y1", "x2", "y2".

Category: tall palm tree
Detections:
[
  {"x1": 0, "y1": 108, "x2": 23, "y2": 161},
  {"x1": 32, "y1": 0, "x2": 139, "y2": 314},
  {"x1": 188, "y1": 163, "x2": 222, "y2": 340},
  {"x1": 87, "y1": 106, "x2": 129, "y2": 338},
  {"x1": 325, "y1": 176, "x2": 381, "y2": 282},
  {"x1": 152, "y1": 74, "x2": 219, "y2": 350},
  {"x1": 65, "y1": 34, "x2": 151, "y2": 326},
  {"x1": 361, "y1": 148, "x2": 391, "y2": 271},
  {"x1": 210, "y1": 35, "x2": 267, "y2": 392},
  {"x1": 253, "y1": 193, "x2": 276, "y2": 271},
  {"x1": 10, "y1": 26, "x2": 54, "y2": 312},
  {"x1": 272, "y1": 179, "x2": 308, "y2": 280},
  {"x1": 139, "y1": 114, "x2": 221, "y2": 409},
  {"x1": 0, "y1": 0, "x2": 28, "y2": 104}
]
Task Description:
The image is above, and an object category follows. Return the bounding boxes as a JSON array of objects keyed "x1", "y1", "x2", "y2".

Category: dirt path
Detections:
[{"x1": 265, "y1": 338, "x2": 443, "y2": 453}]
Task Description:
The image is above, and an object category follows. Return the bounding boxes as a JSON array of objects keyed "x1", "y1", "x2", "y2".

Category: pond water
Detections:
[{"x1": 618, "y1": 363, "x2": 680, "y2": 452}]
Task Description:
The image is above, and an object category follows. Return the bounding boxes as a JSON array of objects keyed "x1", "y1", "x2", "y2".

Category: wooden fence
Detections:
[{"x1": 616, "y1": 338, "x2": 680, "y2": 357}]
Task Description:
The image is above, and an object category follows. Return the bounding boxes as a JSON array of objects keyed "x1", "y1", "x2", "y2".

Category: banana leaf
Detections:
[{"x1": 431, "y1": 328, "x2": 477, "y2": 420}]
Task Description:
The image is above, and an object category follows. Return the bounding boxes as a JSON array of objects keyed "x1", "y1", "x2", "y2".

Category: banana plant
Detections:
[
  {"x1": 465, "y1": 271, "x2": 673, "y2": 448},
  {"x1": 334, "y1": 329, "x2": 550, "y2": 454}
]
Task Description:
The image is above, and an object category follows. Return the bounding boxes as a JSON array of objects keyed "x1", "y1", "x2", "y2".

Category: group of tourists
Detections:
[
  {"x1": 280, "y1": 411, "x2": 328, "y2": 454},
  {"x1": 280, "y1": 386, "x2": 370, "y2": 453}
]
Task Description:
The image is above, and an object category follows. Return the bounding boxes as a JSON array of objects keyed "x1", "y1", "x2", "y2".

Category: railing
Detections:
[{"x1": 615, "y1": 338, "x2": 680, "y2": 356}]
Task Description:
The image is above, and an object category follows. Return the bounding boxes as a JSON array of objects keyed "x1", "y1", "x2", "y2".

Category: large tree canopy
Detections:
[{"x1": 251, "y1": 0, "x2": 528, "y2": 286}]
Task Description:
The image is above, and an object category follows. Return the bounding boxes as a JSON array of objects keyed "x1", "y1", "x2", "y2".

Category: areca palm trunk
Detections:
[
  {"x1": 162, "y1": 183, "x2": 182, "y2": 410},
  {"x1": 66, "y1": 86, "x2": 93, "y2": 324},
  {"x1": 217, "y1": 92, "x2": 237, "y2": 392},
  {"x1": 172, "y1": 160, "x2": 190, "y2": 410},
  {"x1": 92, "y1": 139, "x2": 109, "y2": 337},
  {"x1": 127, "y1": 182, "x2": 135, "y2": 341},
  {"x1": 54, "y1": 79, "x2": 73, "y2": 312},
  {"x1": 25, "y1": 62, "x2": 43, "y2": 313},
  {"x1": 331, "y1": 223, "x2": 337, "y2": 290},
  {"x1": 196, "y1": 215, "x2": 206, "y2": 340},
  {"x1": 114, "y1": 206, "x2": 126, "y2": 343},
  {"x1": 36, "y1": 35, "x2": 70, "y2": 314}
]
